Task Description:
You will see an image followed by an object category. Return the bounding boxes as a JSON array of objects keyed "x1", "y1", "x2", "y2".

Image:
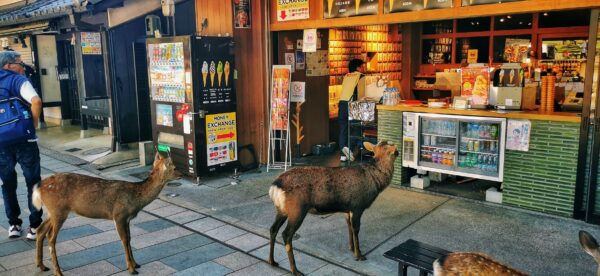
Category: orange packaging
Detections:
[{"x1": 540, "y1": 76, "x2": 547, "y2": 112}]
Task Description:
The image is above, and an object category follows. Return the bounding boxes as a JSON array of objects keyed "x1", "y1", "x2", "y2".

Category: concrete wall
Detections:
[{"x1": 36, "y1": 35, "x2": 61, "y2": 104}]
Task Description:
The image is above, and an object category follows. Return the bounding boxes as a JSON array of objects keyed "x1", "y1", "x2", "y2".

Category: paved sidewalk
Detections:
[{"x1": 0, "y1": 152, "x2": 306, "y2": 276}]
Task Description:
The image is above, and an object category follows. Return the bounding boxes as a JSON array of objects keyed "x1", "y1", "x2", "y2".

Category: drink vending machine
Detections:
[{"x1": 147, "y1": 36, "x2": 237, "y2": 178}]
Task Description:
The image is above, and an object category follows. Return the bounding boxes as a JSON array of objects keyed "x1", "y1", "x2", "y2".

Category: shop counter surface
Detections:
[{"x1": 377, "y1": 104, "x2": 581, "y2": 123}]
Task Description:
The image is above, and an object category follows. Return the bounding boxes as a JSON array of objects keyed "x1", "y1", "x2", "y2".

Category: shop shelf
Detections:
[
  {"x1": 460, "y1": 137, "x2": 498, "y2": 142},
  {"x1": 422, "y1": 133, "x2": 456, "y2": 138},
  {"x1": 459, "y1": 150, "x2": 498, "y2": 155},
  {"x1": 421, "y1": 145, "x2": 455, "y2": 151}
]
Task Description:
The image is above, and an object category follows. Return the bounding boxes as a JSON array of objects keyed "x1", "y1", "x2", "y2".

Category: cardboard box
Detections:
[
  {"x1": 522, "y1": 86, "x2": 537, "y2": 110},
  {"x1": 486, "y1": 187, "x2": 503, "y2": 204}
]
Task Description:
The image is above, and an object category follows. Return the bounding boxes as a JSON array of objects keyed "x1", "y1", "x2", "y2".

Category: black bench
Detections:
[{"x1": 383, "y1": 239, "x2": 451, "y2": 276}]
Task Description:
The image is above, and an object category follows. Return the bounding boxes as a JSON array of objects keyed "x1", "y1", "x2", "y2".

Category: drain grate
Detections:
[
  {"x1": 81, "y1": 147, "x2": 111, "y2": 156},
  {"x1": 65, "y1": 148, "x2": 82, "y2": 152}
]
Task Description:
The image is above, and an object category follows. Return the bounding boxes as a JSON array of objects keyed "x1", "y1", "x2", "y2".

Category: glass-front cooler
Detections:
[{"x1": 416, "y1": 113, "x2": 506, "y2": 182}]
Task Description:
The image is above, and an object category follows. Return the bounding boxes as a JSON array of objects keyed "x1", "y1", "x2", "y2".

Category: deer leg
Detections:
[
  {"x1": 124, "y1": 221, "x2": 140, "y2": 268},
  {"x1": 48, "y1": 214, "x2": 68, "y2": 276},
  {"x1": 350, "y1": 211, "x2": 366, "y2": 261},
  {"x1": 115, "y1": 219, "x2": 138, "y2": 274},
  {"x1": 36, "y1": 219, "x2": 51, "y2": 271},
  {"x1": 282, "y1": 210, "x2": 307, "y2": 276},
  {"x1": 268, "y1": 212, "x2": 287, "y2": 267},
  {"x1": 345, "y1": 212, "x2": 354, "y2": 252}
]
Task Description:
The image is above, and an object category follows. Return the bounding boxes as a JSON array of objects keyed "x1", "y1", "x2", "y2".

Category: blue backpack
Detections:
[{"x1": 0, "y1": 88, "x2": 36, "y2": 146}]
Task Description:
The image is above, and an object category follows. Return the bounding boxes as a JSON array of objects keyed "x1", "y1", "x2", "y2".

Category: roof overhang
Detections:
[{"x1": 0, "y1": 20, "x2": 49, "y2": 37}]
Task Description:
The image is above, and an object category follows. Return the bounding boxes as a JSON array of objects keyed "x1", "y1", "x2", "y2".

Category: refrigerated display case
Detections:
[
  {"x1": 403, "y1": 113, "x2": 506, "y2": 182},
  {"x1": 147, "y1": 36, "x2": 237, "y2": 178}
]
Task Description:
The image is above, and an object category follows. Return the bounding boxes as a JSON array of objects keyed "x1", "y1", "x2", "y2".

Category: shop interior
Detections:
[{"x1": 273, "y1": 9, "x2": 591, "y2": 201}]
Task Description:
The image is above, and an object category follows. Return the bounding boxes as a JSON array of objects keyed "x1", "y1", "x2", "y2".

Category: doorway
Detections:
[{"x1": 56, "y1": 40, "x2": 81, "y2": 124}]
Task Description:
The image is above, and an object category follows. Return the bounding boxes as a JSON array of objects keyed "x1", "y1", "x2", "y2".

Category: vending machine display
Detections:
[
  {"x1": 402, "y1": 112, "x2": 506, "y2": 182},
  {"x1": 147, "y1": 36, "x2": 237, "y2": 178}
]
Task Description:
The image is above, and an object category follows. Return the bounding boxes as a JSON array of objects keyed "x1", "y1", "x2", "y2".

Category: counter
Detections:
[{"x1": 377, "y1": 105, "x2": 581, "y2": 217}]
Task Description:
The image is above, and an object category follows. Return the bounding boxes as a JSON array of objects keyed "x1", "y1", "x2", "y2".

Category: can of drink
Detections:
[
  {"x1": 474, "y1": 141, "x2": 480, "y2": 152},
  {"x1": 468, "y1": 140, "x2": 474, "y2": 151},
  {"x1": 490, "y1": 141, "x2": 497, "y2": 152},
  {"x1": 423, "y1": 135, "x2": 431, "y2": 146}
]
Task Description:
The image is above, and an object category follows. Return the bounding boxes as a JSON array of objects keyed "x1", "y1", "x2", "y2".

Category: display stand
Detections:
[{"x1": 267, "y1": 65, "x2": 292, "y2": 172}]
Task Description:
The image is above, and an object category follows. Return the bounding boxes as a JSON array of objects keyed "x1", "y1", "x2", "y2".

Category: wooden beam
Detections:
[{"x1": 270, "y1": 0, "x2": 600, "y2": 31}]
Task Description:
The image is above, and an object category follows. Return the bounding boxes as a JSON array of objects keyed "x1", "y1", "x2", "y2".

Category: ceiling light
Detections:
[
  {"x1": 507, "y1": 15, "x2": 512, "y2": 19},
  {"x1": 543, "y1": 13, "x2": 548, "y2": 16},
  {"x1": 519, "y1": 21, "x2": 523, "y2": 25},
  {"x1": 500, "y1": 18, "x2": 505, "y2": 22}
]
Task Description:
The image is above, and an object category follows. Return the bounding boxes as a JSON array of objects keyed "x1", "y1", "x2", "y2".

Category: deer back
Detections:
[{"x1": 433, "y1": 252, "x2": 528, "y2": 276}]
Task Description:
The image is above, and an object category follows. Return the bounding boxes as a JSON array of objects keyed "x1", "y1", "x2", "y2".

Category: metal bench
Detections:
[{"x1": 383, "y1": 239, "x2": 451, "y2": 276}]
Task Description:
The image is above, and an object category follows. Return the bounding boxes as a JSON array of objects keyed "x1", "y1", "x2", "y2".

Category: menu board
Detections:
[
  {"x1": 425, "y1": 0, "x2": 452, "y2": 9},
  {"x1": 148, "y1": 42, "x2": 187, "y2": 103},
  {"x1": 461, "y1": 67, "x2": 490, "y2": 106},
  {"x1": 324, "y1": 0, "x2": 378, "y2": 19},
  {"x1": 199, "y1": 59, "x2": 234, "y2": 104},
  {"x1": 270, "y1": 65, "x2": 292, "y2": 130},
  {"x1": 462, "y1": 0, "x2": 523, "y2": 6},
  {"x1": 206, "y1": 112, "x2": 237, "y2": 166}
]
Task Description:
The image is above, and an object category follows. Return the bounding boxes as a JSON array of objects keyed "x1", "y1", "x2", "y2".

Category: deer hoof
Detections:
[
  {"x1": 293, "y1": 270, "x2": 305, "y2": 276},
  {"x1": 355, "y1": 255, "x2": 367, "y2": 261},
  {"x1": 129, "y1": 269, "x2": 139, "y2": 275},
  {"x1": 134, "y1": 264, "x2": 140, "y2": 268},
  {"x1": 38, "y1": 265, "x2": 49, "y2": 271},
  {"x1": 268, "y1": 260, "x2": 279, "y2": 267}
]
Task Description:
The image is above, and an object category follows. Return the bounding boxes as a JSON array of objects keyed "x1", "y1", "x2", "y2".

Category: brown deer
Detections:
[
  {"x1": 32, "y1": 152, "x2": 178, "y2": 276},
  {"x1": 267, "y1": 141, "x2": 399, "y2": 276},
  {"x1": 433, "y1": 230, "x2": 600, "y2": 276}
]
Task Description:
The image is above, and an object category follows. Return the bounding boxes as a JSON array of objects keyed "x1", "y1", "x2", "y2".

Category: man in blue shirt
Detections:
[{"x1": 0, "y1": 51, "x2": 43, "y2": 240}]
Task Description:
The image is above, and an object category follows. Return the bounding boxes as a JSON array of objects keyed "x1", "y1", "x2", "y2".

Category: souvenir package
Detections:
[{"x1": 348, "y1": 100, "x2": 377, "y2": 122}]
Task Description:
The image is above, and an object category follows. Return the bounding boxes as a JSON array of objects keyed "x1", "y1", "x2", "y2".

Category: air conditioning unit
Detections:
[{"x1": 145, "y1": 15, "x2": 161, "y2": 37}]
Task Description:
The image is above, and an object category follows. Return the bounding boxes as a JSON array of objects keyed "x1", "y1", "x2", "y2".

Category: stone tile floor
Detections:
[{"x1": 0, "y1": 152, "x2": 359, "y2": 275}]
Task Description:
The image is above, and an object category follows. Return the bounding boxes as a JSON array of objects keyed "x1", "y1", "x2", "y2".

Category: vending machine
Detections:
[{"x1": 147, "y1": 36, "x2": 237, "y2": 178}]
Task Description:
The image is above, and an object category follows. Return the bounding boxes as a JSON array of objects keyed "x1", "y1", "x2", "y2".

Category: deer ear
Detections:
[
  {"x1": 363, "y1": 142, "x2": 375, "y2": 152},
  {"x1": 155, "y1": 152, "x2": 162, "y2": 161},
  {"x1": 580, "y1": 231, "x2": 600, "y2": 256}
]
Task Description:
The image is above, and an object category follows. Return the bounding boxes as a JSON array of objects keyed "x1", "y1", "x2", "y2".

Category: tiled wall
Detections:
[
  {"x1": 499, "y1": 120, "x2": 580, "y2": 217},
  {"x1": 378, "y1": 110, "x2": 408, "y2": 186}
]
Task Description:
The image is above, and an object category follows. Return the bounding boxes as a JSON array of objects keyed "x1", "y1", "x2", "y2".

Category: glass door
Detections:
[
  {"x1": 418, "y1": 117, "x2": 458, "y2": 171},
  {"x1": 456, "y1": 120, "x2": 502, "y2": 179}
]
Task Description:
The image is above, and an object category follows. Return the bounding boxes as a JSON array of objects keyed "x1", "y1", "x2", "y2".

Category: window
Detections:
[
  {"x1": 423, "y1": 38, "x2": 453, "y2": 64},
  {"x1": 539, "y1": 10, "x2": 590, "y2": 28},
  {"x1": 494, "y1": 14, "x2": 532, "y2": 30},
  {"x1": 457, "y1": 17, "x2": 491, "y2": 33},
  {"x1": 422, "y1": 20, "x2": 453, "y2": 35},
  {"x1": 456, "y1": 37, "x2": 489, "y2": 63}
]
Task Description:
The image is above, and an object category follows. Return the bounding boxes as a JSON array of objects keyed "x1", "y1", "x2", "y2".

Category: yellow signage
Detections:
[
  {"x1": 277, "y1": 0, "x2": 310, "y2": 21},
  {"x1": 206, "y1": 112, "x2": 237, "y2": 166}
]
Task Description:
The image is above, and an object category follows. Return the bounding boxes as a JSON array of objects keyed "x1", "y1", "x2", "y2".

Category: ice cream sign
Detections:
[
  {"x1": 277, "y1": 0, "x2": 309, "y2": 21},
  {"x1": 206, "y1": 112, "x2": 237, "y2": 166},
  {"x1": 201, "y1": 60, "x2": 231, "y2": 88}
]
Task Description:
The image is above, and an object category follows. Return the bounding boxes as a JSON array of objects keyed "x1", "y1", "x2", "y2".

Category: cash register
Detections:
[
  {"x1": 561, "y1": 91, "x2": 584, "y2": 112},
  {"x1": 490, "y1": 63, "x2": 523, "y2": 110}
]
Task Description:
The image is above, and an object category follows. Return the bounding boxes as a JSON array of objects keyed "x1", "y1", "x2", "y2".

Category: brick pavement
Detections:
[{"x1": 0, "y1": 153, "x2": 318, "y2": 276}]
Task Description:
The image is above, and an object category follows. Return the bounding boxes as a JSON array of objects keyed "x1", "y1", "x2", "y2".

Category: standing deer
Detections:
[
  {"x1": 268, "y1": 141, "x2": 399, "y2": 275},
  {"x1": 433, "y1": 230, "x2": 600, "y2": 276},
  {"x1": 32, "y1": 152, "x2": 178, "y2": 276}
]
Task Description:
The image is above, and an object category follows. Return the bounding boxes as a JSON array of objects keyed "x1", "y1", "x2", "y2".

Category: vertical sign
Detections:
[
  {"x1": 206, "y1": 112, "x2": 238, "y2": 166},
  {"x1": 80, "y1": 32, "x2": 102, "y2": 55},
  {"x1": 270, "y1": 65, "x2": 292, "y2": 130},
  {"x1": 461, "y1": 67, "x2": 490, "y2": 107},
  {"x1": 233, "y1": 0, "x2": 251, "y2": 28},
  {"x1": 277, "y1": 0, "x2": 310, "y2": 21},
  {"x1": 384, "y1": 0, "x2": 423, "y2": 13}
]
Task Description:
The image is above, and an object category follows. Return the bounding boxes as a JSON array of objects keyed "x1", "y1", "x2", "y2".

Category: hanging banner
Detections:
[
  {"x1": 303, "y1": 29, "x2": 317, "y2": 52},
  {"x1": 462, "y1": 0, "x2": 523, "y2": 6},
  {"x1": 384, "y1": 0, "x2": 423, "y2": 13},
  {"x1": 277, "y1": 0, "x2": 310, "y2": 22},
  {"x1": 81, "y1": 32, "x2": 102, "y2": 55},
  {"x1": 461, "y1": 67, "x2": 490, "y2": 106},
  {"x1": 325, "y1": 0, "x2": 378, "y2": 19},
  {"x1": 270, "y1": 65, "x2": 292, "y2": 130},
  {"x1": 233, "y1": 0, "x2": 251, "y2": 29},
  {"x1": 506, "y1": 119, "x2": 531, "y2": 151},
  {"x1": 206, "y1": 112, "x2": 238, "y2": 166},
  {"x1": 290, "y1": 82, "x2": 306, "y2": 103}
]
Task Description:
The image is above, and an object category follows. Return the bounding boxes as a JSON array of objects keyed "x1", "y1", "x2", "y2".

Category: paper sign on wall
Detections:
[
  {"x1": 290, "y1": 82, "x2": 305, "y2": 103},
  {"x1": 81, "y1": 32, "x2": 102, "y2": 55},
  {"x1": 506, "y1": 119, "x2": 531, "y2": 151},
  {"x1": 284, "y1": 53, "x2": 295, "y2": 73},
  {"x1": 206, "y1": 112, "x2": 237, "y2": 166},
  {"x1": 303, "y1": 29, "x2": 317, "y2": 52}
]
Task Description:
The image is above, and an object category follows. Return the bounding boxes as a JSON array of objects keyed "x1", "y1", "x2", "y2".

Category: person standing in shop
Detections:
[
  {"x1": 0, "y1": 51, "x2": 43, "y2": 240},
  {"x1": 339, "y1": 59, "x2": 366, "y2": 162}
]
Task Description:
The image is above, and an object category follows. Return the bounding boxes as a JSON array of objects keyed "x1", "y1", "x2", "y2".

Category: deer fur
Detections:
[
  {"x1": 433, "y1": 252, "x2": 528, "y2": 276},
  {"x1": 580, "y1": 230, "x2": 600, "y2": 276},
  {"x1": 268, "y1": 141, "x2": 399, "y2": 276},
  {"x1": 32, "y1": 152, "x2": 177, "y2": 276}
]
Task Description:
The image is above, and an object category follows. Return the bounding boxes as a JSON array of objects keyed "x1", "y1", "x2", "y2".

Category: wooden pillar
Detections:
[
  {"x1": 195, "y1": 0, "x2": 234, "y2": 36},
  {"x1": 401, "y1": 23, "x2": 422, "y2": 100}
]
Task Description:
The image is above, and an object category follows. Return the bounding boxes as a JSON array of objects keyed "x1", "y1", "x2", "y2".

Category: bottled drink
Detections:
[
  {"x1": 468, "y1": 140, "x2": 474, "y2": 151},
  {"x1": 448, "y1": 151, "x2": 454, "y2": 166},
  {"x1": 490, "y1": 125, "x2": 498, "y2": 139},
  {"x1": 472, "y1": 123, "x2": 479, "y2": 138},
  {"x1": 474, "y1": 141, "x2": 480, "y2": 152}
]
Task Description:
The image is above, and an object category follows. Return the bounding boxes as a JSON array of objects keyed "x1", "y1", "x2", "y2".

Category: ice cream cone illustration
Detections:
[
  {"x1": 224, "y1": 61, "x2": 231, "y2": 87},
  {"x1": 217, "y1": 61, "x2": 223, "y2": 87},
  {"x1": 209, "y1": 61, "x2": 216, "y2": 87},
  {"x1": 201, "y1": 61, "x2": 208, "y2": 87},
  {"x1": 509, "y1": 69, "x2": 515, "y2": 84},
  {"x1": 355, "y1": 0, "x2": 360, "y2": 14},
  {"x1": 389, "y1": 0, "x2": 394, "y2": 11},
  {"x1": 328, "y1": 0, "x2": 334, "y2": 17}
]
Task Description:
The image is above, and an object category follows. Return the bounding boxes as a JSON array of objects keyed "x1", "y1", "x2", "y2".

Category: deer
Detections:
[
  {"x1": 267, "y1": 141, "x2": 399, "y2": 276},
  {"x1": 433, "y1": 230, "x2": 600, "y2": 276},
  {"x1": 32, "y1": 152, "x2": 178, "y2": 276}
]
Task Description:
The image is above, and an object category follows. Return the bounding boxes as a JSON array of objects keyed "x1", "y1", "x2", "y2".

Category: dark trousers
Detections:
[
  {"x1": 0, "y1": 141, "x2": 43, "y2": 228},
  {"x1": 338, "y1": 101, "x2": 361, "y2": 152}
]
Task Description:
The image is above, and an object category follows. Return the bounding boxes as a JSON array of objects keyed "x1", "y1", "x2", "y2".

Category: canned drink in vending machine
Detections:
[{"x1": 474, "y1": 141, "x2": 480, "y2": 152}]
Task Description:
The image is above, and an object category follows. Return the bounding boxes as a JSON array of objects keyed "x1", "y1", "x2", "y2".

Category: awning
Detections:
[
  {"x1": 0, "y1": 20, "x2": 49, "y2": 36},
  {"x1": 0, "y1": 0, "x2": 81, "y2": 27}
]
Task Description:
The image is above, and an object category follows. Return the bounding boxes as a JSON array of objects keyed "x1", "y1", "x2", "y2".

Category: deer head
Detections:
[
  {"x1": 363, "y1": 141, "x2": 399, "y2": 161},
  {"x1": 580, "y1": 230, "x2": 600, "y2": 276},
  {"x1": 152, "y1": 151, "x2": 179, "y2": 182}
]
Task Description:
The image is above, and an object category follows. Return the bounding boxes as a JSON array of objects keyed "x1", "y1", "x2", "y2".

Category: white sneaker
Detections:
[
  {"x1": 342, "y1": 147, "x2": 355, "y2": 162},
  {"x1": 340, "y1": 155, "x2": 348, "y2": 162},
  {"x1": 26, "y1": 227, "x2": 36, "y2": 241},
  {"x1": 8, "y1": 225, "x2": 21, "y2": 238}
]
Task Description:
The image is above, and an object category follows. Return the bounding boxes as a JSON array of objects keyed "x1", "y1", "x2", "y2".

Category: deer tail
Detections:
[
  {"x1": 32, "y1": 183, "x2": 43, "y2": 210},
  {"x1": 269, "y1": 179, "x2": 286, "y2": 212}
]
